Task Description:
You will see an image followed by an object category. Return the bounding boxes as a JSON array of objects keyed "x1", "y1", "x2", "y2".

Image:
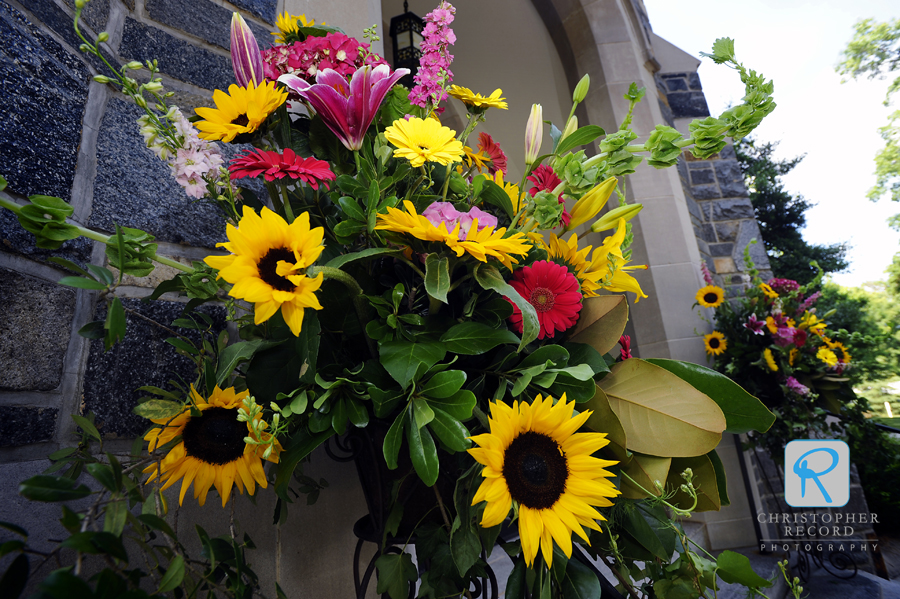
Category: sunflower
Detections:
[
  {"x1": 696, "y1": 285, "x2": 725, "y2": 308},
  {"x1": 195, "y1": 81, "x2": 287, "y2": 142},
  {"x1": 469, "y1": 394, "x2": 619, "y2": 568},
  {"x1": 704, "y1": 331, "x2": 727, "y2": 356},
  {"x1": 448, "y1": 85, "x2": 508, "y2": 112},
  {"x1": 763, "y1": 348, "x2": 778, "y2": 371},
  {"x1": 271, "y1": 12, "x2": 319, "y2": 44},
  {"x1": 831, "y1": 341, "x2": 851, "y2": 363},
  {"x1": 204, "y1": 206, "x2": 324, "y2": 336},
  {"x1": 375, "y1": 200, "x2": 531, "y2": 269},
  {"x1": 143, "y1": 385, "x2": 282, "y2": 507},
  {"x1": 490, "y1": 170, "x2": 521, "y2": 215},
  {"x1": 384, "y1": 117, "x2": 465, "y2": 167}
]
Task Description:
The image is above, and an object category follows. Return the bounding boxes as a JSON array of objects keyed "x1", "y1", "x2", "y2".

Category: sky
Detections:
[{"x1": 642, "y1": 0, "x2": 898, "y2": 287}]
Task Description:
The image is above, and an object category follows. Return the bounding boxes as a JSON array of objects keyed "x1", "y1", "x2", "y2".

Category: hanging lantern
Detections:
[{"x1": 389, "y1": 1, "x2": 424, "y2": 87}]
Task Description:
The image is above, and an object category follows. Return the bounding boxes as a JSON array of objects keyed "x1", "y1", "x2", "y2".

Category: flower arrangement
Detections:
[
  {"x1": 0, "y1": 1, "x2": 787, "y2": 597},
  {"x1": 694, "y1": 256, "x2": 854, "y2": 459}
]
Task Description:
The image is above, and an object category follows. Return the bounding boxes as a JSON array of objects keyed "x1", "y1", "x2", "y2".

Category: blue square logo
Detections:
[{"x1": 784, "y1": 440, "x2": 850, "y2": 507}]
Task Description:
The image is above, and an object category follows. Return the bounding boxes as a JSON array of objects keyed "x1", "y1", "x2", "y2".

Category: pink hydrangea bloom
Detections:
[
  {"x1": 768, "y1": 278, "x2": 800, "y2": 295},
  {"x1": 785, "y1": 376, "x2": 810, "y2": 396},
  {"x1": 422, "y1": 202, "x2": 497, "y2": 240},
  {"x1": 262, "y1": 32, "x2": 386, "y2": 83},
  {"x1": 458, "y1": 206, "x2": 498, "y2": 236}
]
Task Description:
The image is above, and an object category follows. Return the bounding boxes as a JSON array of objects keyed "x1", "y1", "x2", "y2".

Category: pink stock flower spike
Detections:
[
  {"x1": 279, "y1": 64, "x2": 409, "y2": 151},
  {"x1": 230, "y1": 13, "x2": 264, "y2": 87},
  {"x1": 229, "y1": 148, "x2": 336, "y2": 189}
]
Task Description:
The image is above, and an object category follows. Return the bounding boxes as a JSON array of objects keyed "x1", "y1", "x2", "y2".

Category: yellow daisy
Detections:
[
  {"x1": 758, "y1": 282, "x2": 778, "y2": 299},
  {"x1": 384, "y1": 117, "x2": 465, "y2": 167},
  {"x1": 763, "y1": 348, "x2": 778, "y2": 371},
  {"x1": 195, "y1": 81, "x2": 287, "y2": 142},
  {"x1": 789, "y1": 348, "x2": 799, "y2": 366},
  {"x1": 271, "y1": 12, "x2": 320, "y2": 44},
  {"x1": 143, "y1": 385, "x2": 282, "y2": 507},
  {"x1": 463, "y1": 147, "x2": 491, "y2": 172},
  {"x1": 375, "y1": 200, "x2": 532, "y2": 269},
  {"x1": 704, "y1": 331, "x2": 727, "y2": 356},
  {"x1": 204, "y1": 206, "x2": 324, "y2": 336},
  {"x1": 765, "y1": 316, "x2": 778, "y2": 335},
  {"x1": 696, "y1": 285, "x2": 725, "y2": 308},
  {"x1": 448, "y1": 85, "x2": 508, "y2": 112},
  {"x1": 798, "y1": 313, "x2": 827, "y2": 335},
  {"x1": 817, "y1": 347, "x2": 839, "y2": 367},
  {"x1": 557, "y1": 220, "x2": 647, "y2": 301},
  {"x1": 468, "y1": 394, "x2": 619, "y2": 568}
]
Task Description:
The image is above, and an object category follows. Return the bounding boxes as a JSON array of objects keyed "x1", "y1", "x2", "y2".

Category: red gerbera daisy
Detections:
[
  {"x1": 229, "y1": 148, "x2": 336, "y2": 189},
  {"x1": 507, "y1": 260, "x2": 582, "y2": 340},
  {"x1": 526, "y1": 165, "x2": 570, "y2": 227},
  {"x1": 477, "y1": 132, "x2": 507, "y2": 176}
]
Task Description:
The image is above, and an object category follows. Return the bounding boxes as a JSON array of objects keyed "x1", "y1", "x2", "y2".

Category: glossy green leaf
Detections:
[
  {"x1": 137, "y1": 514, "x2": 176, "y2": 539},
  {"x1": 563, "y1": 342, "x2": 610, "y2": 375},
  {"x1": 133, "y1": 399, "x2": 184, "y2": 420},
  {"x1": 383, "y1": 410, "x2": 407, "y2": 470},
  {"x1": 707, "y1": 449, "x2": 731, "y2": 507},
  {"x1": 546, "y1": 373, "x2": 596, "y2": 402},
  {"x1": 480, "y1": 179, "x2": 516, "y2": 218},
  {"x1": 440, "y1": 321, "x2": 520, "y2": 355},
  {"x1": 450, "y1": 524, "x2": 481, "y2": 577},
  {"x1": 505, "y1": 559, "x2": 527, "y2": 599},
  {"x1": 518, "y1": 345, "x2": 569, "y2": 370},
  {"x1": 157, "y1": 555, "x2": 185, "y2": 593},
  {"x1": 274, "y1": 427, "x2": 333, "y2": 500},
  {"x1": 380, "y1": 339, "x2": 446, "y2": 388},
  {"x1": 325, "y1": 247, "x2": 398, "y2": 269},
  {"x1": 216, "y1": 339, "x2": 278, "y2": 386},
  {"x1": 412, "y1": 398, "x2": 435, "y2": 429},
  {"x1": 420, "y1": 370, "x2": 466, "y2": 399},
  {"x1": 407, "y1": 412, "x2": 439, "y2": 485},
  {"x1": 425, "y1": 254, "x2": 451, "y2": 303},
  {"x1": 567, "y1": 295, "x2": 629, "y2": 356},
  {"x1": 104, "y1": 297, "x2": 126, "y2": 349},
  {"x1": 427, "y1": 407, "x2": 471, "y2": 452},
  {"x1": 34, "y1": 568, "x2": 92, "y2": 599},
  {"x1": 0, "y1": 521, "x2": 27, "y2": 538},
  {"x1": 86, "y1": 463, "x2": 118, "y2": 493},
  {"x1": 0, "y1": 540, "x2": 24, "y2": 559},
  {"x1": 20, "y1": 475, "x2": 92, "y2": 502},
  {"x1": 425, "y1": 388, "x2": 476, "y2": 420},
  {"x1": 716, "y1": 550, "x2": 772, "y2": 587},
  {"x1": 645, "y1": 358, "x2": 775, "y2": 434},
  {"x1": 562, "y1": 558, "x2": 602, "y2": 599},
  {"x1": 474, "y1": 263, "x2": 538, "y2": 350},
  {"x1": 375, "y1": 552, "x2": 417, "y2": 599},
  {"x1": 556, "y1": 125, "x2": 606, "y2": 156},
  {"x1": 57, "y1": 276, "x2": 106, "y2": 290},
  {"x1": 103, "y1": 500, "x2": 127, "y2": 536}
]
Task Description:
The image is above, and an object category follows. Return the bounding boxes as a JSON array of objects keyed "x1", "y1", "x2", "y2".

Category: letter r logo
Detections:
[{"x1": 784, "y1": 440, "x2": 849, "y2": 507}]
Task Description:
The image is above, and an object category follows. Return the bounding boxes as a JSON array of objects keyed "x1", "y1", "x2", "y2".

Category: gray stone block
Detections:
[
  {"x1": 685, "y1": 195, "x2": 702, "y2": 221},
  {"x1": 665, "y1": 77, "x2": 687, "y2": 92},
  {"x1": 18, "y1": 0, "x2": 112, "y2": 73},
  {"x1": 719, "y1": 179, "x2": 750, "y2": 198},
  {"x1": 0, "y1": 0, "x2": 90, "y2": 201},
  {"x1": 719, "y1": 144, "x2": 736, "y2": 160},
  {"x1": 660, "y1": 72, "x2": 688, "y2": 79},
  {"x1": 691, "y1": 184, "x2": 722, "y2": 200},
  {"x1": 689, "y1": 168, "x2": 715, "y2": 185},
  {"x1": 0, "y1": 268, "x2": 75, "y2": 391},
  {"x1": 666, "y1": 91, "x2": 710, "y2": 118},
  {"x1": 229, "y1": 0, "x2": 277, "y2": 24},
  {"x1": 688, "y1": 72, "x2": 702, "y2": 91},
  {"x1": 89, "y1": 98, "x2": 228, "y2": 248},
  {"x1": 0, "y1": 406, "x2": 58, "y2": 446},
  {"x1": 712, "y1": 198, "x2": 754, "y2": 220},
  {"x1": 700, "y1": 201, "x2": 713, "y2": 221},
  {"x1": 715, "y1": 221, "x2": 739, "y2": 242},
  {"x1": 82, "y1": 298, "x2": 227, "y2": 439},
  {"x1": 61, "y1": 0, "x2": 110, "y2": 33},
  {"x1": 734, "y1": 220, "x2": 771, "y2": 270},
  {"x1": 687, "y1": 160, "x2": 711, "y2": 170},
  {"x1": 0, "y1": 207, "x2": 93, "y2": 268},
  {"x1": 699, "y1": 223, "x2": 716, "y2": 243},
  {"x1": 146, "y1": 0, "x2": 273, "y2": 52},
  {"x1": 714, "y1": 159, "x2": 742, "y2": 184},
  {"x1": 709, "y1": 242, "x2": 733, "y2": 257},
  {"x1": 119, "y1": 17, "x2": 232, "y2": 91}
]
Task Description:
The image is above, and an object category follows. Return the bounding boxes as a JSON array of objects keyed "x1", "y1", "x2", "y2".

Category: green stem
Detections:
[
  {"x1": 394, "y1": 254, "x2": 426, "y2": 279},
  {"x1": 307, "y1": 266, "x2": 376, "y2": 357},
  {"x1": 279, "y1": 185, "x2": 295, "y2": 223}
]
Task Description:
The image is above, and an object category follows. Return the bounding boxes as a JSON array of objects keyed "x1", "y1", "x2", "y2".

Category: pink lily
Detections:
[
  {"x1": 230, "y1": 13, "x2": 264, "y2": 87},
  {"x1": 279, "y1": 64, "x2": 410, "y2": 151}
]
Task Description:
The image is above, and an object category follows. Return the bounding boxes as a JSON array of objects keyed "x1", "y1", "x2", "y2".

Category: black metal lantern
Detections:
[{"x1": 389, "y1": 1, "x2": 424, "y2": 88}]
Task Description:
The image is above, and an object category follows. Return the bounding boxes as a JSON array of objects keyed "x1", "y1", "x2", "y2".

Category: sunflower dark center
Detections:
[
  {"x1": 529, "y1": 287, "x2": 556, "y2": 313},
  {"x1": 704, "y1": 292, "x2": 719, "y2": 304},
  {"x1": 231, "y1": 113, "x2": 250, "y2": 127},
  {"x1": 182, "y1": 407, "x2": 247, "y2": 465},
  {"x1": 709, "y1": 337, "x2": 721, "y2": 349},
  {"x1": 502, "y1": 431, "x2": 568, "y2": 510},
  {"x1": 257, "y1": 247, "x2": 297, "y2": 292}
]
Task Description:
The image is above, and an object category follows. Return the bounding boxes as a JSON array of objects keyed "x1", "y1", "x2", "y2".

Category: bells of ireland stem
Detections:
[
  {"x1": 566, "y1": 176, "x2": 617, "y2": 231},
  {"x1": 524, "y1": 104, "x2": 543, "y2": 165},
  {"x1": 231, "y1": 13, "x2": 263, "y2": 87},
  {"x1": 590, "y1": 201, "x2": 643, "y2": 233}
]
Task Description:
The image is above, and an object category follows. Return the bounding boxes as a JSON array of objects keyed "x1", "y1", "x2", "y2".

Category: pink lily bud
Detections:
[
  {"x1": 524, "y1": 104, "x2": 543, "y2": 165},
  {"x1": 231, "y1": 13, "x2": 263, "y2": 87}
]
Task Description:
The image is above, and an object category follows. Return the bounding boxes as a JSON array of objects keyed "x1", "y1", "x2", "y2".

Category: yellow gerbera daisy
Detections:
[
  {"x1": 765, "y1": 316, "x2": 778, "y2": 335},
  {"x1": 204, "y1": 206, "x2": 324, "y2": 336},
  {"x1": 384, "y1": 117, "x2": 464, "y2": 167},
  {"x1": 817, "y1": 347, "x2": 838, "y2": 367},
  {"x1": 195, "y1": 81, "x2": 287, "y2": 142},
  {"x1": 463, "y1": 147, "x2": 491, "y2": 172},
  {"x1": 696, "y1": 285, "x2": 725, "y2": 308},
  {"x1": 468, "y1": 395, "x2": 619, "y2": 568},
  {"x1": 759, "y1": 282, "x2": 778, "y2": 299},
  {"x1": 704, "y1": 331, "x2": 727, "y2": 356},
  {"x1": 271, "y1": 12, "x2": 319, "y2": 44},
  {"x1": 763, "y1": 348, "x2": 778, "y2": 371},
  {"x1": 798, "y1": 313, "x2": 827, "y2": 335},
  {"x1": 375, "y1": 200, "x2": 531, "y2": 269},
  {"x1": 143, "y1": 385, "x2": 282, "y2": 507},
  {"x1": 448, "y1": 85, "x2": 508, "y2": 112}
]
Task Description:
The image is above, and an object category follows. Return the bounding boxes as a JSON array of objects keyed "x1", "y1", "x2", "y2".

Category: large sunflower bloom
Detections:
[
  {"x1": 469, "y1": 395, "x2": 619, "y2": 568},
  {"x1": 204, "y1": 206, "x2": 324, "y2": 336},
  {"x1": 696, "y1": 285, "x2": 725, "y2": 308},
  {"x1": 375, "y1": 200, "x2": 531, "y2": 269},
  {"x1": 384, "y1": 117, "x2": 464, "y2": 167},
  {"x1": 271, "y1": 12, "x2": 319, "y2": 44},
  {"x1": 143, "y1": 386, "x2": 282, "y2": 507},
  {"x1": 704, "y1": 331, "x2": 727, "y2": 356},
  {"x1": 195, "y1": 81, "x2": 287, "y2": 142}
]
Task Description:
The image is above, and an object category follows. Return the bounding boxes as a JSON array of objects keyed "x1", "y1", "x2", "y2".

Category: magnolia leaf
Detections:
[
  {"x1": 567, "y1": 295, "x2": 628, "y2": 356},
  {"x1": 599, "y1": 359, "x2": 726, "y2": 457},
  {"x1": 708, "y1": 449, "x2": 731, "y2": 507},
  {"x1": 620, "y1": 453, "x2": 671, "y2": 499},
  {"x1": 582, "y1": 385, "x2": 628, "y2": 461},
  {"x1": 666, "y1": 454, "x2": 721, "y2": 512}
]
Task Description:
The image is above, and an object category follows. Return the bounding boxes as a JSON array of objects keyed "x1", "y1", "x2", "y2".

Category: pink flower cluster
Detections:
[
  {"x1": 798, "y1": 291, "x2": 821, "y2": 313},
  {"x1": 785, "y1": 376, "x2": 810, "y2": 396},
  {"x1": 768, "y1": 278, "x2": 800, "y2": 295},
  {"x1": 409, "y1": 2, "x2": 456, "y2": 110},
  {"x1": 700, "y1": 261, "x2": 714, "y2": 285},
  {"x1": 423, "y1": 202, "x2": 497, "y2": 239},
  {"x1": 262, "y1": 32, "x2": 386, "y2": 83}
]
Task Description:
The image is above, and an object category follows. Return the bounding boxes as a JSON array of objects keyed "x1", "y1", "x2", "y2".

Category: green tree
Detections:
[
  {"x1": 735, "y1": 138, "x2": 849, "y2": 284},
  {"x1": 837, "y1": 18, "x2": 900, "y2": 208}
]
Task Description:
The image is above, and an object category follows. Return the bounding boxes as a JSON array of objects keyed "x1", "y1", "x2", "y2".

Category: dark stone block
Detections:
[
  {"x1": 60, "y1": 0, "x2": 110, "y2": 33},
  {"x1": 665, "y1": 77, "x2": 687, "y2": 92},
  {"x1": 0, "y1": 406, "x2": 58, "y2": 447},
  {"x1": 146, "y1": 0, "x2": 272, "y2": 52},
  {"x1": 719, "y1": 144, "x2": 736, "y2": 160},
  {"x1": 0, "y1": 0, "x2": 90, "y2": 201},
  {"x1": 667, "y1": 91, "x2": 711, "y2": 119},
  {"x1": 89, "y1": 98, "x2": 228, "y2": 248},
  {"x1": 699, "y1": 223, "x2": 716, "y2": 243},
  {"x1": 685, "y1": 195, "x2": 702, "y2": 221},
  {"x1": 119, "y1": 17, "x2": 232, "y2": 91},
  {"x1": 688, "y1": 72, "x2": 702, "y2": 91},
  {"x1": 0, "y1": 207, "x2": 93, "y2": 268},
  {"x1": 689, "y1": 168, "x2": 715, "y2": 185},
  {"x1": 735, "y1": 221, "x2": 771, "y2": 270},
  {"x1": 709, "y1": 242, "x2": 733, "y2": 257},
  {"x1": 660, "y1": 72, "x2": 688, "y2": 79},
  {"x1": 0, "y1": 268, "x2": 75, "y2": 391},
  {"x1": 687, "y1": 160, "x2": 710, "y2": 170},
  {"x1": 700, "y1": 202, "x2": 713, "y2": 221},
  {"x1": 712, "y1": 198, "x2": 754, "y2": 220},
  {"x1": 82, "y1": 298, "x2": 227, "y2": 438},
  {"x1": 715, "y1": 221, "x2": 739, "y2": 242},
  {"x1": 691, "y1": 184, "x2": 721, "y2": 200},
  {"x1": 228, "y1": 0, "x2": 277, "y2": 24},
  {"x1": 714, "y1": 159, "x2": 742, "y2": 183},
  {"x1": 720, "y1": 179, "x2": 750, "y2": 198},
  {"x1": 19, "y1": 0, "x2": 114, "y2": 73}
]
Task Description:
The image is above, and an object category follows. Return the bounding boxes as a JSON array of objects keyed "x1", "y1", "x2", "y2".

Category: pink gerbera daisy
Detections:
[
  {"x1": 228, "y1": 148, "x2": 335, "y2": 189},
  {"x1": 477, "y1": 132, "x2": 507, "y2": 176},
  {"x1": 507, "y1": 260, "x2": 582, "y2": 340}
]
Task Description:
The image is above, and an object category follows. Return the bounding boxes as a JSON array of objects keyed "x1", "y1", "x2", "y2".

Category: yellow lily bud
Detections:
[
  {"x1": 591, "y1": 201, "x2": 643, "y2": 233},
  {"x1": 559, "y1": 115, "x2": 578, "y2": 147},
  {"x1": 524, "y1": 104, "x2": 543, "y2": 165},
  {"x1": 566, "y1": 176, "x2": 618, "y2": 231},
  {"x1": 573, "y1": 74, "x2": 590, "y2": 104}
]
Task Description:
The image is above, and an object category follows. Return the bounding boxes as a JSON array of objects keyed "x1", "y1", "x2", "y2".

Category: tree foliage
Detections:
[{"x1": 734, "y1": 137, "x2": 848, "y2": 284}]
